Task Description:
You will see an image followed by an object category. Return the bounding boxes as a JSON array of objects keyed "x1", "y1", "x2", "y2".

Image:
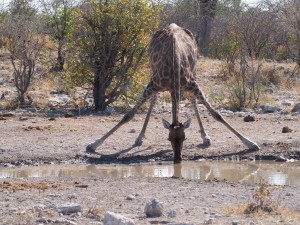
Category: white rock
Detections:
[
  {"x1": 126, "y1": 195, "x2": 136, "y2": 200},
  {"x1": 103, "y1": 211, "x2": 135, "y2": 225},
  {"x1": 167, "y1": 210, "x2": 177, "y2": 218},
  {"x1": 55, "y1": 203, "x2": 81, "y2": 215}
]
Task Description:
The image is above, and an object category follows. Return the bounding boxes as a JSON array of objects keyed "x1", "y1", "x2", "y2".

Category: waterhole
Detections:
[{"x1": 1, "y1": 161, "x2": 299, "y2": 186}]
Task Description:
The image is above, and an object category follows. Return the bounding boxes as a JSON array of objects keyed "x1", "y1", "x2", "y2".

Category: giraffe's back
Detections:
[{"x1": 149, "y1": 24, "x2": 198, "y2": 90}]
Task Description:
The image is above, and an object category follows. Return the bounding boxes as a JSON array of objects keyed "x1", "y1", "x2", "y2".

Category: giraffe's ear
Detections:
[
  {"x1": 162, "y1": 118, "x2": 171, "y2": 129},
  {"x1": 183, "y1": 118, "x2": 191, "y2": 129}
]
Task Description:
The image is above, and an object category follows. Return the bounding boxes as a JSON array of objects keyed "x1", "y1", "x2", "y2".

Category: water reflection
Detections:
[{"x1": 1, "y1": 161, "x2": 300, "y2": 186}]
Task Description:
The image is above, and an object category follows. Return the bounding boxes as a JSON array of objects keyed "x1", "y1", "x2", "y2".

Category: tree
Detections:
[
  {"x1": 163, "y1": 0, "x2": 218, "y2": 56},
  {"x1": 4, "y1": 0, "x2": 44, "y2": 105},
  {"x1": 67, "y1": 0, "x2": 160, "y2": 111},
  {"x1": 279, "y1": 0, "x2": 300, "y2": 67},
  {"x1": 40, "y1": 0, "x2": 74, "y2": 71},
  {"x1": 237, "y1": 6, "x2": 277, "y2": 59}
]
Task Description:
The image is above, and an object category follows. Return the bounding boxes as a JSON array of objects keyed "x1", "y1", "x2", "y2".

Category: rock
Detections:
[
  {"x1": 1, "y1": 112, "x2": 14, "y2": 117},
  {"x1": 167, "y1": 223, "x2": 195, "y2": 225},
  {"x1": 243, "y1": 115, "x2": 255, "y2": 122},
  {"x1": 232, "y1": 221, "x2": 240, "y2": 225},
  {"x1": 167, "y1": 210, "x2": 177, "y2": 218},
  {"x1": 144, "y1": 199, "x2": 163, "y2": 217},
  {"x1": 275, "y1": 156, "x2": 287, "y2": 162},
  {"x1": 282, "y1": 126, "x2": 292, "y2": 133},
  {"x1": 126, "y1": 195, "x2": 136, "y2": 200},
  {"x1": 65, "y1": 112, "x2": 74, "y2": 118},
  {"x1": 55, "y1": 203, "x2": 81, "y2": 215},
  {"x1": 103, "y1": 211, "x2": 134, "y2": 225},
  {"x1": 281, "y1": 100, "x2": 292, "y2": 106},
  {"x1": 204, "y1": 218, "x2": 214, "y2": 224},
  {"x1": 68, "y1": 193, "x2": 77, "y2": 199},
  {"x1": 128, "y1": 129, "x2": 136, "y2": 133},
  {"x1": 19, "y1": 116, "x2": 29, "y2": 121},
  {"x1": 261, "y1": 104, "x2": 280, "y2": 113},
  {"x1": 291, "y1": 103, "x2": 300, "y2": 113}
]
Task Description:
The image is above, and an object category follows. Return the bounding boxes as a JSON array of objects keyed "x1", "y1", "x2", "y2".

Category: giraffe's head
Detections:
[{"x1": 162, "y1": 118, "x2": 191, "y2": 163}]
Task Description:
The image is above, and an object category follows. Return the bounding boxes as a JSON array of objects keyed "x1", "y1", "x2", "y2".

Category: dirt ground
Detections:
[{"x1": 0, "y1": 109, "x2": 300, "y2": 224}]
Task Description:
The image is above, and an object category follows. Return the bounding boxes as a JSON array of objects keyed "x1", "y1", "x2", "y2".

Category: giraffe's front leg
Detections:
[
  {"x1": 188, "y1": 82, "x2": 260, "y2": 151},
  {"x1": 134, "y1": 95, "x2": 157, "y2": 146},
  {"x1": 191, "y1": 98, "x2": 211, "y2": 147}
]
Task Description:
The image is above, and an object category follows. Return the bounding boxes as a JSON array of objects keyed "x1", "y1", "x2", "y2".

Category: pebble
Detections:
[
  {"x1": 144, "y1": 199, "x2": 163, "y2": 217},
  {"x1": 55, "y1": 203, "x2": 82, "y2": 215},
  {"x1": 204, "y1": 218, "x2": 214, "y2": 224},
  {"x1": 126, "y1": 195, "x2": 136, "y2": 200},
  {"x1": 167, "y1": 210, "x2": 177, "y2": 218}
]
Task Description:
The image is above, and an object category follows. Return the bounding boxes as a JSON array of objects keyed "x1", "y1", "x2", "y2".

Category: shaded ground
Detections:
[{"x1": 0, "y1": 110, "x2": 300, "y2": 224}]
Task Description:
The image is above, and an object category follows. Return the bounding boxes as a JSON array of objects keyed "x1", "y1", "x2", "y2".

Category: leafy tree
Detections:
[
  {"x1": 67, "y1": 0, "x2": 160, "y2": 110},
  {"x1": 40, "y1": 0, "x2": 74, "y2": 71}
]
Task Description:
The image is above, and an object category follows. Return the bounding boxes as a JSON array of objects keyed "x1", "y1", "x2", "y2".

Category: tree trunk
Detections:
[
  {"x1": 56, "y1": 40, "x2": 65, "y2": 71},
  {"x1": 198, "y1": 0, "x2": 217, "y2": 57},
  {"x1": 93, "y1": 71, "x2": 107, "y2": 111}
]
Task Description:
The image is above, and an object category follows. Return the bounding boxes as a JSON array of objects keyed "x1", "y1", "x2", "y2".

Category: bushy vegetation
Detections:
[{"x1": 0, "y1": 0, "x2": 299, "y2": 111}]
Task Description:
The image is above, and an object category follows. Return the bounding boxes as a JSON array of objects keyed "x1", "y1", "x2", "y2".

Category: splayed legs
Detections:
[
  {"x1": 187, "y1": 82, "x2": 259, "y2": 150},
  {"x1": 86, "y1": 81, "x2": 158, "y2": 152}
]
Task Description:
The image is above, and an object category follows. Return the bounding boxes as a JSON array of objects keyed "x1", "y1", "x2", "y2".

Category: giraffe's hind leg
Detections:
[
  {"x1": 135, "y1": 95, "x2": 157, "y2": 146},
  {"x1": 191, "y1": 98, "x2": 211, "y2": 146},
  {"x1": 86, "y1": 81, "x2": 159, "y2": 153},
  {"x1": 187, "y1": 82, "x2": 259, "y2": 150}
]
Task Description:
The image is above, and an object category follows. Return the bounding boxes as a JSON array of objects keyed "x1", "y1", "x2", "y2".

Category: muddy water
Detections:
[{"x1": 0, "y1": 161, "x2": 300, "y2": 186}]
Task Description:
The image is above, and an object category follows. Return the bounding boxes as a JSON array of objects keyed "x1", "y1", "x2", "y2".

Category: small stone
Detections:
[
  {"x1": 166, "y1": 223, "x2": 195, "y2": 225},
  {"x1": 19, "y1": 116, "x2": 29, "y2": 121},
  {"x1": 204, "y1": 218, "x2": 214, "y2": 224},
  {"x1": 144, "y1": 199, "x2": 163, "y2": 217},
  {"x1": 126, "y1": 195, "x2": 136, "y2": 200},
  {"x1": 55, "y1": 203, "x2": 81, "y2": 215},
  {"x1": 275, "y1": 155, "x2": 287, "y2": 162},
  {"x1": 282, "y1": 126, "x2": 292, "y2": 133},
  {"x1": 104, "y1": 211, "x2": 134, "y2": 225},
  {"x1": 68, "y1": 193, "x2": 77, "y2": 199},
  {"x1": 167, "y1": 210, "x2": 177, "y2": 218},
  {"x1": 65, "y1": 112, "x2": 73, "y2": 118},
  {"x1": 291, "y1": 103, "x2": 300, "y2": 113},
  {"x1": 232, "y1": 221, "x2": 239, "y2": 225},
  {"x1": 244, "y1": 115, "x2": 255, "y2": 122},
  {"x1": 129, "y1": 129, "x2": 136, "y2": 133}
]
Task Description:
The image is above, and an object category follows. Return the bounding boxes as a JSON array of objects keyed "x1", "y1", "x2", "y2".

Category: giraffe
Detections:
[{"x1": 86, "y1": 23, "x2": 260, "y2": 163}]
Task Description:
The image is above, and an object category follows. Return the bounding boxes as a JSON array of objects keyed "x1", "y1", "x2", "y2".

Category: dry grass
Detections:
[{"x1": 224, "y1": 182, "x2": 300, "y2": 224}]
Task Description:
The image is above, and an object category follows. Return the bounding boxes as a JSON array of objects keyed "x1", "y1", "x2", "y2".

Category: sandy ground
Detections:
[{"x1": 0, "y1": 110, "x2": 300, "y2": 224}]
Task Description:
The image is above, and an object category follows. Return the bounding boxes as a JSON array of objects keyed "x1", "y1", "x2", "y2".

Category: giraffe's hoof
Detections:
[
  {"x1": 244, "y1": 139, "x2": 260, "y2": 151},
  {"x1": 86, "y1": 144, "x2": 96, "y2": 153},
  {"x1": 134, "y1": 138, "x2": 143, "y2": 146},
  {"x1": 250, "y1": 143, "x2": 260, "y2": 151},
  {"x1": 134, "y1": 134, "x2": 145, "y2": 146},
  {"x1": 203, "y1": 136, "x2": 211, "y2": 146}
]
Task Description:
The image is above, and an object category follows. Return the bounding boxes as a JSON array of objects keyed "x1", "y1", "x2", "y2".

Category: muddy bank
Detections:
[{"x1": 0, "y1": 111, "x2": 299, "y2": 167}]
